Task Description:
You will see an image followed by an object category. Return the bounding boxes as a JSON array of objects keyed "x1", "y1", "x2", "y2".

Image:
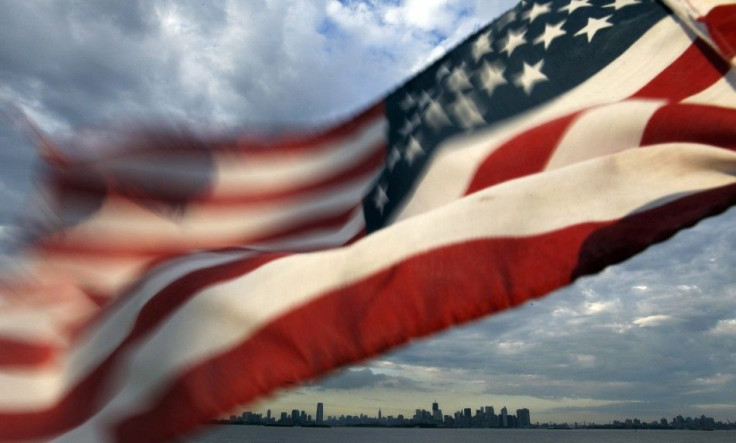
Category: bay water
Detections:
[{"x1": 187, "y1": 425, "x2": 733, "y2": 442}]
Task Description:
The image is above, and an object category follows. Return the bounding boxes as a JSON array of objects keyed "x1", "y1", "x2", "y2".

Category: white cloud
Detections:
[
  {"x1": 576, "y1": 354, "x2": 596, "y2": 368},
  {"x1": 584, "y1": 301, "x2": 615, "y2": 315},
  {"x1": 385, "y1": 0, "x2": 458, "y2": 31},
  {"x1": 632, "y1": 315, "x2": 675, "y2": 327},
  {"x1": 495, "y1": 340, "x2": 525, "y2": 354},
  {"x1": 709, "y1": 319, "x2": 736, "y2": 336},
  {"x1": 693, "y1": 373, "x2": 735, "y2": 386}
]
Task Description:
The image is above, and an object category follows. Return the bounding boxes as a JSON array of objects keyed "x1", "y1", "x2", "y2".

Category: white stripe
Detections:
[
  {"x1": 15, "y1": 253, "x2": 153, "y2": 302},
  {"x1": 545, "y1": 100, "x2": 662, "y2": 170},
  {"x1": 665, "y1": 0, "x2": 722, "y2": 17},
  {"x1": 214, "y1": 119, "x2": 387, "y2": 194},
  {"x1": 46, "y1": 171, "x2": 379, "y2": 251},
  {"x1": 683, "y1": 69, "x2": 736, "y2": 108},
  {"x1": 663, "y1": 0, "x2": 736, "y2": 66},
  {"x1": 247, "y1": 206, "x2": 366, "y2": 252},
  {"x1": 392, "y1": 16, "x2": 693, "y2": 223},
  {"x1": 56, "y1": 143, "x2": 736, "y2": 440},
  {"x1": 6, "y1": 206, "x2": 367, "y2": 301}
]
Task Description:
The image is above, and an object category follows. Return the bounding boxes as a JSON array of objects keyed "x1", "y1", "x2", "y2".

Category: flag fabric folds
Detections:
[{"x1": 1, "y1": 0, "x2": 736, "y2": 441}]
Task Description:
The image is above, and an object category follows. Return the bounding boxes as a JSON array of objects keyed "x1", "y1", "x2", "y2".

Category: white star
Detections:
[
  {"x1": 450, "y1": 94, "x2": 486, "y2": 129},
  {"x1": 423, "y1": 98, "x2": 452, "y2": 129},
  {"x1": 560, "y1": 0, "x2": 591, "y2": 14},
  {"x1": 446, "y1": 65, "x2": 473, "y2": 92},
  {"x1": 403, "y1": 136, "x2": 424, "y2": 165},
  {"x1": 497, "y1": 9, "x2": 517, "y2": 29},
  {"x1": 417, "y1": 90, "x2": 433, "y2": 108},
  {"x1": 477, "y1": 61, "x2": 507, "y2": 95},
  {"x1": 523, "y1": 2, "x2": 551, "y2": 23},
  {"x1": 398, "y1": 118, "x2": 416, "y2": 136},
  {"x1": 435, "y1": 64, "x2": 451, "y2": 81},
  {"x1": 574, "y1": 15, "x2": 613, "y2": 43},
  {"x1": 472, "y1": 31, "x2": 493, "y2": 61},
  {"x1": 399, "y1": 93, "x2": 415, "y2": 111},
  {"x1": 534, "y1": 20, "x2": 567, "y2": 50},
  {"x1": 500, "y1": 28, "x2": 527, "y2": 57},
  {"x1": 604, "y1": 0, "x2": 639, "y2": 10},
  {"x1": 409, "y1": 113, "x2": 421, "y2": 127},
  {"x1": 387, "y1": 148, "x2": 401, "y2": 170},
  {"x1": 373, "y1": 184, "x2": 389, "y2": 213},
  {"x1": 513, "y1": 60, "x2": 548, "y2": 94}
]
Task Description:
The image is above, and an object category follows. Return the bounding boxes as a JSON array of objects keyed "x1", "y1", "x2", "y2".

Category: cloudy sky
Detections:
[{"x1": 1, "y1": 0, "x2": 735, "y2": 425}]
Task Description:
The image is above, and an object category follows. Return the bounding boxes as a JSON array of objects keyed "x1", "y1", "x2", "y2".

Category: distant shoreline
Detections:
[{"x1": 210, "y1": 421, "x2": 732, "y2": 431}]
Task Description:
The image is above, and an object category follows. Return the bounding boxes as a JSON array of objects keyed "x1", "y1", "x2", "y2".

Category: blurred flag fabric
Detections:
[{"x1": 1, "y1": 0, "x2": 736, "y2": 441}]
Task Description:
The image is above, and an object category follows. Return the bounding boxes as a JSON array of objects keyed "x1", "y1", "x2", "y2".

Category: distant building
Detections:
[
  {"x1": 501, "y1": 407, "x2": 508, "y2": 428},
  {"x1": 517, "y1": 408, "x2": 530, "y2": 428},
  {"x1": 316, "y1": 403, "x2": 324, "y2": 424},
  {"x1": 432, "y1": 401, "x2": 442, "y2": 423}
]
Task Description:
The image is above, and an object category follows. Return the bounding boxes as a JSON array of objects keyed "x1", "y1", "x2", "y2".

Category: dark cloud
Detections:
[{"x1": 312, "y1": 368, "x2": 423, "y2": 391}]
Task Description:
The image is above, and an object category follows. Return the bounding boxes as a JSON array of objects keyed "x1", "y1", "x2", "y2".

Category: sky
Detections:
[{"x1": 0, "y1": 0, "x2": 735, "y2": 425}]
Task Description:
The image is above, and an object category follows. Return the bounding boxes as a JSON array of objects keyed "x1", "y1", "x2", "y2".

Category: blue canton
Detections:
[{"x1": 363, "y1": 0, "x2": 667, "y2": 233}]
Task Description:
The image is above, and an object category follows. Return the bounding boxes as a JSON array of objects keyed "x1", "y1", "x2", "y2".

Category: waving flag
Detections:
[{"x1": 1, "y1": 0, "x2": 735, "y2": 441}]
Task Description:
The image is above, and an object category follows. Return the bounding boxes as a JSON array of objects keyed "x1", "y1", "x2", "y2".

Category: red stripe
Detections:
[
  {"x1": 230, "y1": 102, "x2": 385, "y2": 155},
  {"x1": 37, "y1": 202, "x2": 365, "y2": 257},
  {"x1": 23, "y1": 205, "x2": 365, "y2": 353},
  {"x1": 641, "y1": 104, "x2": 736, "y2": 150},
  {"x1": 44, "y1": 142, "x2": 386, "y2": 208},
  {"x1": 465, "y1": 113, "x2": 578, "y2": 194},
  {"x1": 0, "y1": 252, "x2": 285, "y2": 439},
  {"x1": 54, "y1": 102, "x2": 385, "y2": 167},
  {"x1": 113, "y1": 182, "x2": 736, "y2": 442},
  {"x1": 702, "y1": 5, "x2": 736, "y2": 61},
  {"x1": 633, "y1": 39, "x2": 729, "y2": 101},
  {"x1": 0, "y1": 338, "x2": 61, "y2": 367}
]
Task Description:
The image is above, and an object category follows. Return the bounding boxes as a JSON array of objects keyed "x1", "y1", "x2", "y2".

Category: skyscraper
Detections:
[
  {"x1": 316, "y1": 403, "x2": 324, "y2": 424},
  {"x1": 517, "y1": 408, "x2": 530, "y2": 428},
  {"x1": 432, "y1": 401, "x2": 442, "y2": 423}
]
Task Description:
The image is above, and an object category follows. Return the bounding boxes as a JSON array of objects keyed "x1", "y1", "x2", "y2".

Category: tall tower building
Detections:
[
  {"x1": 517, "y1": 408, "x2": 531, "y2": 428},
  {"x1": 501, "y1": 406, "x2": 508, "y2": 428},
  {"x1": 432, "y1": 401, "x2": 442, "y2": 423},
  {"x1": 316, "y1": 403, "x2": 324, "y2": 424}
]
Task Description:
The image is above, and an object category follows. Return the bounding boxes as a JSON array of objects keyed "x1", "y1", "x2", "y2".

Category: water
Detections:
[{"x1": 187, "y1": 425, "x2": 733, "y2": 442}]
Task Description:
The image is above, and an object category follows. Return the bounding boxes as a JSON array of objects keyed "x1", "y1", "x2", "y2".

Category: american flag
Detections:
[{"x1": 1, "y1": 0, "x2": 735, "y2": 440}]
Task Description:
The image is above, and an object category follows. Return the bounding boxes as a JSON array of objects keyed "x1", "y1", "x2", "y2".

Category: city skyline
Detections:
[
  {"x1": 226, "y1": 399, "x2": 733, "y2": 430},
  {"x1": 246, "y1": 385, "x2": 736, "y2": 425},
  {"x1": 231, "y1": 400, "x2": 533, "y2": 428}
]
